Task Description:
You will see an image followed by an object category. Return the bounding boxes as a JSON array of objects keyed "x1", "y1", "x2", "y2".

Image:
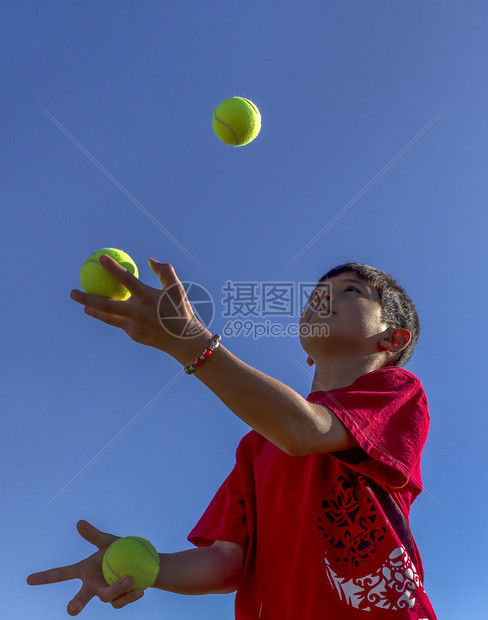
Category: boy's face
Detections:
[{"x1": 299, "y1": 272, "x2": 388, "y2": 358}]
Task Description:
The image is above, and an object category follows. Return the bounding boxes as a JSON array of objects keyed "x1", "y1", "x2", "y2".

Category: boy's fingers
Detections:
[
  {"x1": 27, "y1": 562, "x2": 79, "y2": 585},
  {"x1": 67, "y1": 580, "x2": 143, "y2": 615},
  {"x1": 111, "y1": 588, "x2": 145, "y2": 609},
  {"x1": 98, "y1": 254, "x2": 142, "y2": 293},
  {"x1": 70, "y1": 290, "x2": 132, "y2": 315},
  {"x1": 67, "y1": 599, "x2": 83, "y2": 616},
  {"x1": 83, "y1": 306, "x2": 131, "y2": 330},
  {"x1": 98, "y1": 576, "x2": 135, "y2": 603},
  {"x1": 67, "y1": 583, "x2": 96, "y2": 617}
]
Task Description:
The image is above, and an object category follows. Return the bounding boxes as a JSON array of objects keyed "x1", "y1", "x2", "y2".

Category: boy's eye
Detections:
[{"x1": 344, "y1": 286, "x2": 360, "y2": 292}]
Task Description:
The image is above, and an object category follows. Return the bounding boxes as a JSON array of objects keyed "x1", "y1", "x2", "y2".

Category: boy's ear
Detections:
[
  {"x1": 380, "y1": 329, "x2": 411, "y2": 352},
  {"x1": 393, "y1": 329, "x2": 411, "y2": 349},
  {"x1": 306, "y1": 355, "x2": 315, "y2": 366}
]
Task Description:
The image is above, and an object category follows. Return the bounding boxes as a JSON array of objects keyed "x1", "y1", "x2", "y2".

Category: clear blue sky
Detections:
[{"x1": 2, "y1": 1, "x2": 487, "y2": 618}]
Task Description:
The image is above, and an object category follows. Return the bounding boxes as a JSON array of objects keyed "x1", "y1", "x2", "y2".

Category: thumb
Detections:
[
  {"x1": 148, "y1": 258, "x2": 179, "y2": 287},
  {"x1": 148, "y1": 257, "x2": 162, "y2": 274},
  {"x1": 148, "y1": 260, "x2": 188, "y2": 305},
  {"x1": 76, "y1": 520, "x2": 117, "y2": 551}
]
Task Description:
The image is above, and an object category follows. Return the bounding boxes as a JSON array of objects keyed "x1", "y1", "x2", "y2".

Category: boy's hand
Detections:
[
  {"x1": 26, "y1": 520, "x2": 144, "y2": 616},
  {"x1": 70, "y1": 256, "x2": 211, "y2": 359}
]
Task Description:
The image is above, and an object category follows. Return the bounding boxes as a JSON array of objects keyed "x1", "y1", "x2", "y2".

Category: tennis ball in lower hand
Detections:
[
  {"x1": 212, "y1": 96, "x2": 261, "y2": 146},
  {"x1": 79, "y1": 248, "x2": 138, "y2": 300},
  {"x1": 102, "y1": 536, "x2": 160, "y2": 590}
]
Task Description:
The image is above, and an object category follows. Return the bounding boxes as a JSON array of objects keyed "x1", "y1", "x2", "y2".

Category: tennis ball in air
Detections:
[
  {"x1": 80, "y1": 248, "x2": 138, "y2": 300},
  {"x1": 212, "y1": 96, "x2": 261, "y2": 146},
  {"x1": 102, "y1": 536, "x2": 160, "y2": 591}
]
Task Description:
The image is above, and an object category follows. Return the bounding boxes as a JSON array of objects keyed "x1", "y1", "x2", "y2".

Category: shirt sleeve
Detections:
[
  {"x1": 308, "y1": 368, "x2": 430, "y2": 491},
  {"x1": 187, "y1": 437, "x2": 250, "y2": 551}
]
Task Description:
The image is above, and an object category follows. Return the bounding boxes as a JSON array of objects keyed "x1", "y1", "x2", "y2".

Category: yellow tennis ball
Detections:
[
  {"x1": 212, "y1": 96, "x2": 261, "y2": 146},
  {"x1": 80, "y1": 248, "x2": 138, "y2": 300},
  {"x1": 102, "y1": 536, "x2": 160, "y2": 591}
]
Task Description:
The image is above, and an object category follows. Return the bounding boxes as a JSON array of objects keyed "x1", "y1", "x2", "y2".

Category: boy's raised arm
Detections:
[
  {"x1": 70, "y1": 257, "x2": 354, "y2": 457},
  {"x1": 170, "y1": 329, "x2": 356, "y2": 456}
]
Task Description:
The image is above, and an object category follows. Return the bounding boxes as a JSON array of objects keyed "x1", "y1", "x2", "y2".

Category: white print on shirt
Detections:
[
  {"x1": 317, "y1": 473, "x2": 429, "y2": 613},
  {"x1": 323, "y1": 544, "x2": 423, "y2": 611}
]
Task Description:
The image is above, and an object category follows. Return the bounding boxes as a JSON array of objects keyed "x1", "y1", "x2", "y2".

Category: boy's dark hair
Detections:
[{"x1": 317, "y1": 262, "x2": 420, "y2": 368}]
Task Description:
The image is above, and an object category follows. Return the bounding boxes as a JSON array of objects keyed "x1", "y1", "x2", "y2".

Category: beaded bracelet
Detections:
[{"x1": 184, "y1": 334, "x2": 222, "y2": 375}]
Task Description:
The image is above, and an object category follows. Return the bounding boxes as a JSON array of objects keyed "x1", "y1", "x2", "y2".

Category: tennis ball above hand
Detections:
[
  {"x1": 212, "y1": 96, "x2": 261, "y2": 146},
  {"x1": 102, "y1": 536, "x2": 160, "y2": 591},
  {"x1": 79, "y1": 248, "x2": 139, "y2": 300}
]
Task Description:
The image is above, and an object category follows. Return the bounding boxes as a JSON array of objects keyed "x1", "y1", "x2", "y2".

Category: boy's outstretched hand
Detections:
[
  {"x1": 70, "y1": 256, "x2": 212, "y2": 361},
  {"x1": 26, "y1": 520, "x2": 144, "y2": 616}
]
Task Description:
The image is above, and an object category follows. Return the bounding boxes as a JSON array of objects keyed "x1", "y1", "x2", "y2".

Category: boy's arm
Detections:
[
  {"x1": 71, "y1": 258, "x2": 356, "y2": 458},
  {"x1": 155, "y1": 540, "x2": 245, "y2": 595},
  {"x1": 171, "y1": 331, "x2": 357, "y2": 457},
  {"x1": 27, "y1": 521, "x2": 245, "y2": 615}
]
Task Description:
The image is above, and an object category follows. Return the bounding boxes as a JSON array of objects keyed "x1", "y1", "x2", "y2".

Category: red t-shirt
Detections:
[{"x1": 188, "y1": 367, "x2": 437, "y2": 619}]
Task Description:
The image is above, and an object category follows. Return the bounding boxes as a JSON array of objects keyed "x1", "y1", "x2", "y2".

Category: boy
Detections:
[{"x1": 27, "y1": 256, "x2": 437, "y2": 618}]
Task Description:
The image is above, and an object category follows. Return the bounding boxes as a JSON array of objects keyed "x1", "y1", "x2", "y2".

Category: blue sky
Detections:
[{"x1": 2, "y1": 1, "x2": 487, "y2": 618}]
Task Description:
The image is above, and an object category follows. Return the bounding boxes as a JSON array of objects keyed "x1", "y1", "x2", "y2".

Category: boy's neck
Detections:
[{"x1": 309, "y1": 356, "x2": 383, "y2": 392}]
